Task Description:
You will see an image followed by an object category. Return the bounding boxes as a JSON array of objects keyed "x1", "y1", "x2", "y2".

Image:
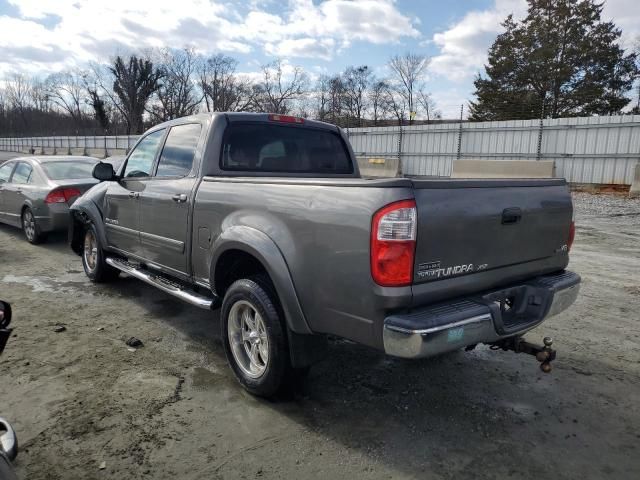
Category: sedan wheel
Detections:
[
  {"x1": 21, "y1": 208, "x2": 45, "y2": 244},
  {"x1": 22, "y1": 210, "x2": 35, "y2": 241},
  {"x1": 227, "y1": 300, "x2": 270, "y2": 378}
]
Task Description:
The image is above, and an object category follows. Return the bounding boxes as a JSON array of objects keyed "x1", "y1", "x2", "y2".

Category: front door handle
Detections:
[
  {"x1": 172, "y1": 193, "x2": 188, "y2": 203},
  {"x1": 128, "y1": 191, "x2": 139, "y2": 199}
]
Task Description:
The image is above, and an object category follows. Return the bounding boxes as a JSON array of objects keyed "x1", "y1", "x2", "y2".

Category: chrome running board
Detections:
[{"x1": 106, "y1": 257, "x2": 218, "y2": 309}]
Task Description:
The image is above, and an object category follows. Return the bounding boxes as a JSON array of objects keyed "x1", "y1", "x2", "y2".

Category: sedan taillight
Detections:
[
  {"x1": 371, "y1": 199, "x2": 417, "y2": 287},
  {"x1": 45, "y1": 188, "x2": 82, "y2": 204}
]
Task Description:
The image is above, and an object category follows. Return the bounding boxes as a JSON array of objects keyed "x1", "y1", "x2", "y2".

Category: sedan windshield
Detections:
[{"x1": 41, "y1": 161, "x2": 96, "y2": 180}]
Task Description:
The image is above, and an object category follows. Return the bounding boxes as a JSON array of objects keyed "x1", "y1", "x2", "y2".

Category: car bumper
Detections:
[
  {"x1": 34, "y1": 204, "x2": 70, "y2": 232},
  {"x1": 383, "y1": 270, "x2": 580, "y2": 359}
]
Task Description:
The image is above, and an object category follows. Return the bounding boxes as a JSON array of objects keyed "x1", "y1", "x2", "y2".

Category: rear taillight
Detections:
[
  {"x1": 268, "y1": 114, "x2": 304, "y2": 124},
  {"x1": 45, "y1": 188, "x2": 82, "y2": 204},
  {"x1": 567, "y1": 220, "x2": 575, "y2": 252},
  {"x1": 371, "y1": 199, "x2": 417, "y2": 287}
]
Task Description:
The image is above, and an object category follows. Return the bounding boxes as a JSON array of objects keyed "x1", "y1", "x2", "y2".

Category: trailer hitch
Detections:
[{"x1": 490, "y1": 336, "x2": 556, "y2": 373}]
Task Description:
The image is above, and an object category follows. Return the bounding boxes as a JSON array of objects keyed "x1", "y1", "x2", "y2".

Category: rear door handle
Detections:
[
  {"x1": 172, "y1": 193, "x2": 188, "y2": 203},
  {"x1": 502, "y1": 207, "x2": 522, "y2": 225},
  {"x1": 128, "y1": 191, "x2": 139, "y2": 199}
]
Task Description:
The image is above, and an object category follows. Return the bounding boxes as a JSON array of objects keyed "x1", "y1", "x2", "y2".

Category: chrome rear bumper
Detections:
[{"x1": 383, "y1": 270, "x2": 580, "y2": 359}]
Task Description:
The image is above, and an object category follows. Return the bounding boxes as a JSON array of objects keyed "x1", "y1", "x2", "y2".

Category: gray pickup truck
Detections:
[{"x1": 69, "y1": 112, "x2": 580, "y2": 396}]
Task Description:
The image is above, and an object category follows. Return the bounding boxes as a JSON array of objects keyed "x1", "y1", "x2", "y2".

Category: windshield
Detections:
[{"x1": 41, "y1": 161, "x2": 96, "y2": 180}]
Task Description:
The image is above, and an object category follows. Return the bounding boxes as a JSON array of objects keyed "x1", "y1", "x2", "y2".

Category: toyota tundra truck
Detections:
[{"x1": 69, "y1": 112, "x2": 580, "y2": 397}]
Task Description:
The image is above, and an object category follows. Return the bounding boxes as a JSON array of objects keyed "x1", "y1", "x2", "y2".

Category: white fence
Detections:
[
  {"x1": 345, "y1": 114, "x2": 640, "y2": 185},
  {"x1": 2, "y1": 114, "x2": 640, "y2": 184},
  {"x1": 0, "y1": 135, "x2": 140, "y2": 154}
]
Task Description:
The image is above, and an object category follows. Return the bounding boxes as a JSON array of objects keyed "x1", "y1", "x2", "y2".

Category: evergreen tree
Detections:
[{"x1": 470, "y1": 0, "x2": 637, "y2": 121}]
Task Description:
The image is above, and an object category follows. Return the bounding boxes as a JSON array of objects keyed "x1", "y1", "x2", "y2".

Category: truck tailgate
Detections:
[{"x1": 411, "y1": 179, "x2": 572, "y2": 288}]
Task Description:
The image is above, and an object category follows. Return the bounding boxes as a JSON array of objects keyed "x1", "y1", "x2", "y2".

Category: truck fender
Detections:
[
  {"x1": 210, "y1": 226, "x2": 328, "y2": 368},
  {"x1": 210, "y1": 226, "x2": 312, "y2": 335},
  {"x1": 69, "y1": 201, "x2": 107, "y2": 256}
]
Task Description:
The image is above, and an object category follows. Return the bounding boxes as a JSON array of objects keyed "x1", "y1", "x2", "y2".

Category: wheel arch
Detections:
[
  {"x1": 210, "y1": 226, "x2": 312, "y2": 335},
  {"x1": 69, "y1": 201, "x2": 107, "y2": 256}
]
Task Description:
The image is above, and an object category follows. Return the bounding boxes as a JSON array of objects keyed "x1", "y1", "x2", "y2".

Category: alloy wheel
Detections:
[{"x1": 227, "y1": 300, "x2": 269, "y2": 378}]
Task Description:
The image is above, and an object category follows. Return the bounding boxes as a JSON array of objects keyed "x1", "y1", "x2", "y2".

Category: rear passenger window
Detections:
[
  {"x1": 12, "y1": 162, "x2": 33, "y2": 184},
  {"x1": 156, "y1": 124, "x2": 202, "y2": 177},
  {"x1": 221, "y1": 123, "x2": 353, "y2": 174}
]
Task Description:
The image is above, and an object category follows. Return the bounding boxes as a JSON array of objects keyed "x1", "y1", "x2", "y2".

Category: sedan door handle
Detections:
[
  {"x1": 128, "y1": 191, "x2": 139, "y2": 199},
  {"x1": 172, "y1": 193, "x2": 188, "y2": 203}
]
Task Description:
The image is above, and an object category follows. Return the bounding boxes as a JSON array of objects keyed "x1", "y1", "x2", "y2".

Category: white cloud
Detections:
[
  {"x1": 430, "y1": 0, "x2": 640, "y2": 85},
  {"x1": 0, "y1": 0, "x2": 420, "y2": 76},
  {"x1": 430, "y1": 0, "x2": 526, "y2": 83},
  {"x1": 265, "y1": 38, "x2": 336, "y2": 61}
]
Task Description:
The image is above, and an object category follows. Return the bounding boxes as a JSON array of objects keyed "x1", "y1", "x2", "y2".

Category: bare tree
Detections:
[
  {"x1": 150, "y1": 48, "x2": 201, "y2": 122},
  {"x1": 5, "y1": 73, "x2": 32, "y2": 129},
  {"x1": 385, "y1": 87, "x2": 408, "y2": 126},
  {"x1": 388, "y1": 53, "x2": 430, "y2": 124},
  {"x1": 369, "y1": 79, "x2": 392, "y2": 125},
  {"x1": 45, "y1": 71, "x2": 85, "y2": 126},
  {"x1": 417, "y1": 89, "x2": 441, "y2": 123},
  {"x1": 254, "y1": 59, "x2": 308, "y2": 114},
  {"x1": 110, "y1": 55, "x2": 163, "y2": 134},
  {"x1": 197, "y1": 54, "x2": 254, "y2": 112},
  {"x1": 341, "y1": 66, "x2": 372, "y2": 127},
  {"x1": 29, "y1": 78, "x2": 51, "y2": 113}
]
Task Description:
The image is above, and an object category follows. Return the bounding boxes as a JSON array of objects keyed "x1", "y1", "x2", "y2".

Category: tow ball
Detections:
[{"x1": 490, "y1": 336, "x2": 556, "y2": 373}]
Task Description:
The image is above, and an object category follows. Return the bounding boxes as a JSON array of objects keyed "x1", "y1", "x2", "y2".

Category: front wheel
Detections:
[
  {"x1": 82, "y1": 224, "x2": 119, "y2": 282},
  {"x1": 221, "y1": 276, "x2": 290, "y2": 397}
]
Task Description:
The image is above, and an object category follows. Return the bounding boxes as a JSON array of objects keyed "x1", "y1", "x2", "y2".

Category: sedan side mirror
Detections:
[{"x1": 92, "y1": 162, "x2": 116, "y2": 182}]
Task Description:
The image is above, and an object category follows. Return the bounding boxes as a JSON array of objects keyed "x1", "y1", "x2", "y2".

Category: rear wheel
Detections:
[
  {"x1": 221, "y1": 276, "x2": 290, "y2": 397},
  {"x1": 22, "y1": 207, "x2": 46, "y2": 244},
  {"x1": 82, "y1": 223, "x2": 119, "y2": 282}
]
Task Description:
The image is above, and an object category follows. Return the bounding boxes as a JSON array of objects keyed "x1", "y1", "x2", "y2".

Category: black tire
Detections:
[
  {"x1": 81, "y1": 223, "x2": 119, "y2": 283},
  {"x1": 221, "y1": 275, "x2": 290, "y2": 397},
  {"x1": 22, "y1": 207, "x2": 47, "y2": 244}
]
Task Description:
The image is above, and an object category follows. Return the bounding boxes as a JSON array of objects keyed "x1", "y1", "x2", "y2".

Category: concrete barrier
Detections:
[
  {"x1": 451, "y1": 160, "x2": 556, "y2": 179},
  {"x1": 86, "y1": 148, "x2": 108, "y2": 159},
  {"x1": 357, "y1": 157, "x2": 400, "y2": 177},
  {"x1": 629, "y1": 163, "x2": 640, "y2": 198}
]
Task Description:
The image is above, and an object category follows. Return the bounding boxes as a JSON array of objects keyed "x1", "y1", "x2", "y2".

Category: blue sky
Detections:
[{"x1": 1, "y1": 0, "x2": 638, "y2": 118}]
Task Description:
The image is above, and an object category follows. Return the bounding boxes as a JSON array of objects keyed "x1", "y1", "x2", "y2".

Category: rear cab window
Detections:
[{"x1": 220, "y1": 122, "x2": 353, "y2": 175}]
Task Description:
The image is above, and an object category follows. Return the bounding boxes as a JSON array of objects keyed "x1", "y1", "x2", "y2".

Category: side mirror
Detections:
[{"x1": 92, "y1": 162, "x2": 116, "y2": 182}]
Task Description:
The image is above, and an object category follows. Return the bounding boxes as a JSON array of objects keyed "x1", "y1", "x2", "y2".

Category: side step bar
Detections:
[{"x1": 106, "y1": 257, "x2": 219, "y2": 310}]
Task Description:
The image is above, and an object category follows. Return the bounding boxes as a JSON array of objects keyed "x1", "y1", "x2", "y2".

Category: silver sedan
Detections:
[{"x1": 0, "y1": 156, "x2": 99, "y2": 244}]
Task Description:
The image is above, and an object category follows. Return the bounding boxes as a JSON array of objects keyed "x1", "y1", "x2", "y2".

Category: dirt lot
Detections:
[{"x1": 1, "y1": 170, "x2": 639, "y2": 478}]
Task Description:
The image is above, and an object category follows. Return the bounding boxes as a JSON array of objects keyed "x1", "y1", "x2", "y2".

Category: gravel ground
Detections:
[{"x1": 0, "y1": 161, "x2": 639, "y2": 479}]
